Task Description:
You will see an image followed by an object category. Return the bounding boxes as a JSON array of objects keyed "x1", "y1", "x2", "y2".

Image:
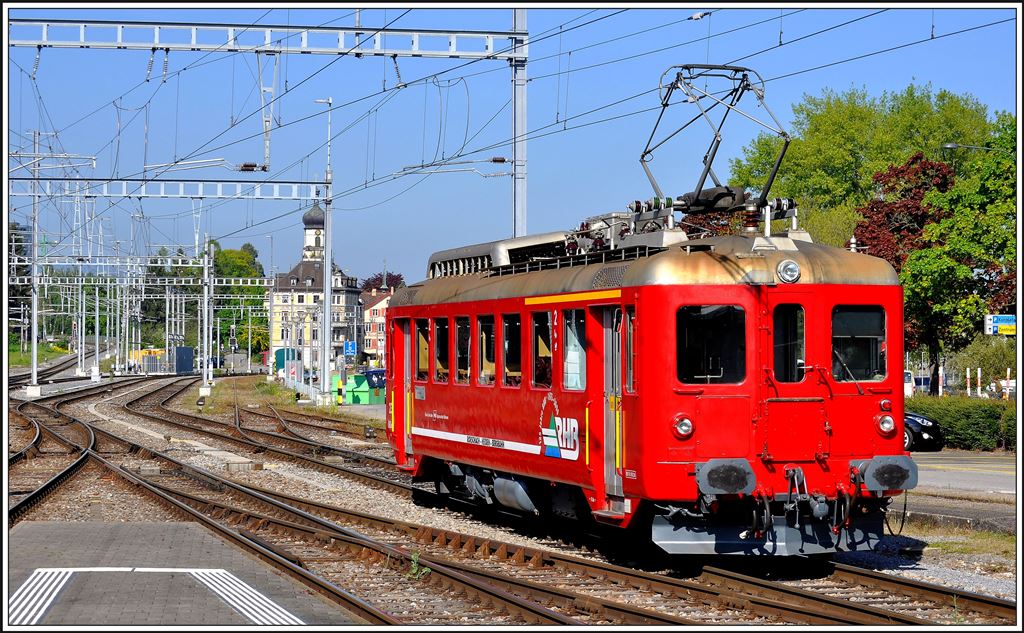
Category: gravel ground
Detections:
[
  {"x1": 836, "y1": 533, "x2": 1018, "y2": 601},
  {"x1": 17, "y1": 461, "x2": 185, "y2": 523},
  {"x1": 59, "y1": 379, "x2": 1022, "y2": 607}
]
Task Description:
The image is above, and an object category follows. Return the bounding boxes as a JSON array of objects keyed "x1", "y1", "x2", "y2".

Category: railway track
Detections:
[
  {"x1": 123, "y1": 378, "x2": 418, "y2": 496},
  {"x1": 7, "y1": 377, "x2": 152, "y2": 519},
  {"x1": 28, "y1": 378, "x2": 1015, "y2": 626},
  {"x1": 9, "y1": 346, "x2": 100, "y2": 388}
]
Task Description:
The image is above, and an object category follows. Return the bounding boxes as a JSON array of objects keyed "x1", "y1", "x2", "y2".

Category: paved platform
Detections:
[{"x1": 8, "y1": 522, "x2": 363, "y2": 625}]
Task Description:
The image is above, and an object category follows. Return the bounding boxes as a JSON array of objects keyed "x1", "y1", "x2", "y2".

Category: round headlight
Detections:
[
  {"x1": 777, "y1": 259, "x2": 801, "y2": 283},
  {"x1": 673, "y1": 417, "x2": 694, "y2": 439},
  {"x1": 877, "y1": 414, "x2": 895, "y2": 434}
]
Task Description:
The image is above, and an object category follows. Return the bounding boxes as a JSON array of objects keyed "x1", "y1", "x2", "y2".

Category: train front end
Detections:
[{"x1": 630, "y1": 236, "x2": 918, "y2": 556}]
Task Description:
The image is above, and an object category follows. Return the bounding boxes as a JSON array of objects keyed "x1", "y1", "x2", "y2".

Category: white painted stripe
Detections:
[
  {"x1": 206, "y1": 570, "x2": 295, "y2": 626},
  {"x1": 192, "y1": 570, "x2": 304, "y2": 625},
  {"x1": 27, "y1": 571, "x2": 73, "y2": 625},
  {"x1": 9, "y1": 570, "x2": 73, "y2": 625},
  {"x1": 8, "y1": 570, "x2": 49, "y2": 623},
  {"x1": 412, "y1": 426, "x2": 541, "y2": 455},
  {"x1": 9, "y1": 570, "x2": 62, "y2": 624},
  {"x1": 201, "y1": 571, "x2": 284, "y2": 625},
  {"x1": 216, "y1": 570, "x2": 304, "y2": 625},
  {"x1": 210, "y1": 570, "x2": 304, "y2": 625},
  {"x1": 192, "y1": 570, "x2": 272, "y2": 625},
  {"x1": 8, "y1": 568, "x2": 303, "y2": 626}
]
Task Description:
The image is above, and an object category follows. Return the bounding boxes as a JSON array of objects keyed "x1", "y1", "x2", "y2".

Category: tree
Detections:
[
  {"x1": 949, "y1": 334, "x2": 1016, "y2": 392},
  {"x1": 853, "y1": 113, "x2": 1016, "y2": 394},
  {"x1": 361, "y1": 272, "x2": 405, "y2": 292},
  {"x1": 240, "y1": 242, "x2": 265, "y2": 276},
  {"x1": 728, "y1": 84, "x2": 991, "y2": 246}
]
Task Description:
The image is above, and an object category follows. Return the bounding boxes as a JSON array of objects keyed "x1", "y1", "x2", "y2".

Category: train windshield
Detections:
[
  {"x1": 831, "y1": 305, "x2": 886, "y2": 381},
  {"x1": 676, "y1": 305, "x2": 746, "y2": 384}
]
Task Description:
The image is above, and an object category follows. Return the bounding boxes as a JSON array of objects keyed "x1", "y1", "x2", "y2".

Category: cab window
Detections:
[
  {"x1": 676, "y1": 305, "x2": 746, "y2": 384},
  {"x1": 773, "y1": 304, "x2": 805, "y2": 383},
  {"x1": 832, "y1": 305, "x2": 886, "y2": 381}
]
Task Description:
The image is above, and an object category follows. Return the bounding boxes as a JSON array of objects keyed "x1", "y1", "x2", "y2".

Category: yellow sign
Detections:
[{"x1": 997, "y1": 324, "x2": 1016, "y2": 335}]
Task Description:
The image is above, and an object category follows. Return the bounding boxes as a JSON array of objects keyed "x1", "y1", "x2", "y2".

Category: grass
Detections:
[
  {"x1": 188, "y1": 375, "x2": 387, "y2": 429},
  {"x1": 902, "y1": 520, "x2": 1016, "y2": 560},
  {"x1": 7, "y1": 341, "x2": 69, "y2": 367}
]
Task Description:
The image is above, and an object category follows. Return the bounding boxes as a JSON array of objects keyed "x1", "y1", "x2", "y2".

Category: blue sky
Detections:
[{"x1": 7, "y1": 5, "x2": 1019, "y2": 283}]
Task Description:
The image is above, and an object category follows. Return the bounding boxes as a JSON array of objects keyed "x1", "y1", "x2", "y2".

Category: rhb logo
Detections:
[{"x1": 542, "y1": 416, "x2": 579, "y2": 461}]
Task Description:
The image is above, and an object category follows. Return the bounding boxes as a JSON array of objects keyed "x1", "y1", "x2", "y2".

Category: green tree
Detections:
[
  {"x1": 948, "y1": 333, "x2": 1016, "y2": 392},
  {"x1": 853, "y1": 114, "x2": 1016, "y2": 394},
  {"x1": 728, "y1": 84, "x2": 990, "y2": 246}
]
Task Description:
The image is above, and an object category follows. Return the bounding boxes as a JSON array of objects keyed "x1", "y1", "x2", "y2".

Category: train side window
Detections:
[
  {"x1": 433, "y1": 317, "x2": 450, "y2": 383},
  {"x1": 625, "y1": 306, "x2": 636, "y2": 393},
  {"x1": 773, "y1": 304, "x2": 806, "y2": 383},
  {"x1": 676, "y1": 305, "x2": 746, "y2": 384},
  {"x1": 563, "y1": 309, "x2": 586, "y2": 391},
  {"x1": 832, "y1": 305, "x2": 886, "y2": 381},
  {"x1": 415, "y1": 319, "x2": 430, "y2": 382},
  {"x1": 455, "y1": 317, "x2": 470, "y2": 384},
  {"x1": 502, "y1": 314, "x2": 522, "y2": 387},
  {"x1": 477, "y1": 315, "x2": 495, "y2": 385},
  {"x1": 531, "y1": 312, "x2": 552, "y2": 389}
]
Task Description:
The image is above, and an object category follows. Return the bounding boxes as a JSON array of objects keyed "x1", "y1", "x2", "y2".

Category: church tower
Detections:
[{"x1": 301, "y1": 200, "x2": 325, "y2": 261}]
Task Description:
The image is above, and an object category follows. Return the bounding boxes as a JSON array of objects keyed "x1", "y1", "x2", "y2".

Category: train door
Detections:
[
  {"x1": 760, "y1": 292, "x2": 830, "y2": 461},
  {"x1": 390, "y1": 318, "x2": 414, "y2": 467},
  {"x1": 603, "y1": 307, "x2": 624, "y2": 502}
]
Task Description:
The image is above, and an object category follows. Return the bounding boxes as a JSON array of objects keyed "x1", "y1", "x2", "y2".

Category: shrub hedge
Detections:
[{"x1": 906, "y1": 395, "x2": 1017, "y2": 451}]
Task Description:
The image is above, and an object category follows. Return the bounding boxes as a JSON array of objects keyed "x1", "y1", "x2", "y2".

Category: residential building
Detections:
[
  {"x1": 267, "y1": 200, "x2": 362, "y2": 374},
  {"x1": 361, "y1": 287, "x2": 393, "y2": 367}
]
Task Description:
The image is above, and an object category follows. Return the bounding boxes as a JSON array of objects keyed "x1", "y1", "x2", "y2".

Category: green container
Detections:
[{"x1": 345, "y1": 373, "x2": 386, "y2": 405}]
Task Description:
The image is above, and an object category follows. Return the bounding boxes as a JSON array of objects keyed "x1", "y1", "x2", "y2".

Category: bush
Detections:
[
  {"x1": 999, "y1": 406, "x2": 1016, "y2": 451},
  {"x1": 906, "y1": 396, "x2": 1015, "y2": 451}
]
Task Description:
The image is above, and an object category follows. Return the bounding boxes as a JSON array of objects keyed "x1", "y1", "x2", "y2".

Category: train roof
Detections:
[{"x1": 392, "y1": 232, "x2": 898, "y2": 308}]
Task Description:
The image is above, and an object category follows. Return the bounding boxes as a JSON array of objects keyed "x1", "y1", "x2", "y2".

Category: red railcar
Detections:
[
  {"x1": 386, "y1": 219, "x2": 918, "y2": 556},
  {"x1": 386, "y1": 63, "x2": 917, "y2": 555}
]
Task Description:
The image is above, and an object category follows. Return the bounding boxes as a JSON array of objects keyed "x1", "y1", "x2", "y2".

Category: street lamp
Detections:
[{"x1": 941, "y1": 142, "x2": 1013, "y2": 155}]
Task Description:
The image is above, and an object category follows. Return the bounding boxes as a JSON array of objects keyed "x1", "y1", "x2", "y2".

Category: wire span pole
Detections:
[
  {"x1": 512, "y1": 9, "x2": 528, "y2": 237},
  {"x1": 28, "y1": 130, "x2": 40, "y2": 394},
  {"x1": 316, "y1": 97, "x2": 334, "y2": 404}
]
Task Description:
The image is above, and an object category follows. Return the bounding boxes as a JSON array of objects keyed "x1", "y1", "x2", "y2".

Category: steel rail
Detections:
[
  {"x1": 69, "y1": 414, "x2": 576, "y2": 625},
  {"x1": 8, "y1": 383, "x2": 398, "y2": 625},
  {"x1": 237, "y1": 406, "x2": 396, "y2": 467},
  {"x1": 144, "y1": 481, "x2": 580, "y2": 626},
  {"x1": 79, "y1": 452, "x2": 397, "y2": 625},
  {"x1": 699, "y1": 565, "x2": 934, "y2": 625},
  {"x1": 8, "y1": 410, "x2": 43, "y2": 466},
  {"x1": 239, "y1": 483, "x2": 870, "y2": 626},
  {"x1": 826, "y1": 560, "x2": 1017, "y2": 622},
  {"x1": 124, "y1": 378, "x2": 417, "y2": 496}
]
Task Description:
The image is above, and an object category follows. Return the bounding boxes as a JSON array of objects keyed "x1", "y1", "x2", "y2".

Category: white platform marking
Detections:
[{"x1": 8, "y1": 568, "x2": 304, "y2": 625}]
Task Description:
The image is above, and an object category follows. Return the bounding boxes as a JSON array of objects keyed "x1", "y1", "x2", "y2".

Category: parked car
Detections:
[{"x1": 903, "y1": 411, "x2": 944, "y2": 451}]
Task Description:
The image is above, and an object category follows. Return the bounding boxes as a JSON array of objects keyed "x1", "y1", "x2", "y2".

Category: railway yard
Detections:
[{"x1": 6, "y1": 368, "x2": 1019, "y2": 627}]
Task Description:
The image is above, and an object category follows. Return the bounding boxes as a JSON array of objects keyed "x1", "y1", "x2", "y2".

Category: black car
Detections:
[{"x1": 903, "y1": 411, "x2": 944, "y2": 451}]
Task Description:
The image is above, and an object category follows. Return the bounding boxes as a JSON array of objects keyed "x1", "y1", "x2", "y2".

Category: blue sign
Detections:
[
  {"x1": 344, "y1": 341, "x2": 357, "y2": 356},
  {"x1": 992, "y1": 315, "x2": 1016, "y2": 325}
]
